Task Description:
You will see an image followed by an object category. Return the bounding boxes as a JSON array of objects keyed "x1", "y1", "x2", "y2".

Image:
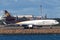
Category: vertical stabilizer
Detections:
[
  {"x1": 4, "y1": 10, "x2": 15, "y2": 22},
  {"x1": 4, "y1": 10, "x2": 11, "y2": 17}
]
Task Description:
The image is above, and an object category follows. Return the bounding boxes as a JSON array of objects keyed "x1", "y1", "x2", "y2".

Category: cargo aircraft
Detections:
[{"x1": 0, "y1": 10, "x2": 59, "y2": 29}]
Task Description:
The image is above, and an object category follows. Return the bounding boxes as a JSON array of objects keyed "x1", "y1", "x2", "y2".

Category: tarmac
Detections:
[{"x1": 0, "y1": 25, "x2": 60, "y2": 34}]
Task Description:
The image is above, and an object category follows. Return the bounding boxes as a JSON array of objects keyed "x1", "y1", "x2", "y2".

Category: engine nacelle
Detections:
[
  {"x1": 28, "y1": 25, "x2": 33, "y2": 27},
  {"x1": 22, "y1": 24, "x2": 33, "y2": 29}
]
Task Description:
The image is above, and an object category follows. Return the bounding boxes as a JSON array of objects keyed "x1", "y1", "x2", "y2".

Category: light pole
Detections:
[{"x1": 40, "y1": 5, "x2": 43, "y2": 19}]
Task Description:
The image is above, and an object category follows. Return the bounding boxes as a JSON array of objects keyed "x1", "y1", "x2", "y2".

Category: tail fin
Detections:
[
  {"x1": 4, "y1": 10, "x2": 15, "y2": 21},
  {"x1": 4, "y1": 10, "x2": 11, "y2": 17}
]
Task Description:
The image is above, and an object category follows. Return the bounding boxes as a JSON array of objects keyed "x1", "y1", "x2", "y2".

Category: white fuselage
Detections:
[{"x1": 16, "y1": 20, "x2": 59, "y2": 26}]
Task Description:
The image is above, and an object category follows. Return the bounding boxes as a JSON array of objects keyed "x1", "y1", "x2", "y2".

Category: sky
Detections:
[{"x1": 0, "y1": 0, "x2": 60, "y2": 18}]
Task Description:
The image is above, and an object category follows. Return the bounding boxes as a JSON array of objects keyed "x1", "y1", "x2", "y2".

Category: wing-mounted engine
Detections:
[{"x1": 21, "y1": 24, "x2": 33, "y2": 29}]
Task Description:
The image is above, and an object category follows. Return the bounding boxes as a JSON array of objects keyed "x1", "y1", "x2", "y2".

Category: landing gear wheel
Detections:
[
  {"x1": 24, "y1": 27, "x2": 29, "y2": 29},
  {"x1": 24, "y1": 27, "x2": 33, "y2": 29}
]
